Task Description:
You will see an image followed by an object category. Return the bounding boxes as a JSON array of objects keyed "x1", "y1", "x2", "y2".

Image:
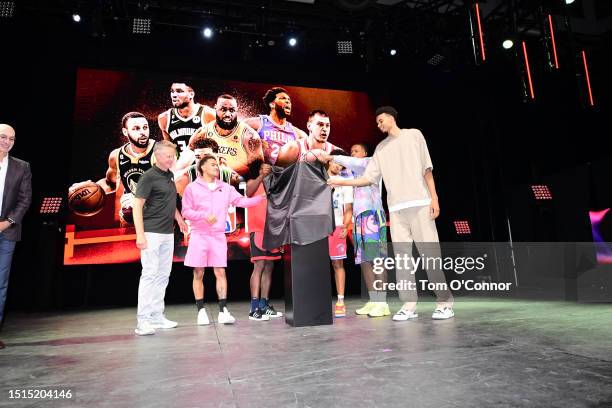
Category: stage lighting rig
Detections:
[
  {"x1": 0, "y1": 1, "x2": 15, "y2": 18},
  {"x1": 133, "y1": 18, "x2": 151, "y2": 34},
  {"x1": 454, "y1": 221, "x2": 472, "y2": 235},
  {"x1": 531, "y1": 185, "x2": 553, "y2": 201}
]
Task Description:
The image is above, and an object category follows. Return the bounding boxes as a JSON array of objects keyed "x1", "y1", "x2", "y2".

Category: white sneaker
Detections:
[
  {"x1": 392, "y1": 309, "x2": 418, "y2": 321},
  {"x1": 432, "y1": 307, "x2": 455, "y2": 320},
  {"x1": 218, "y1": 307, "x2": 236, "y2": 324},
  {"x1": 135, "y1": 321, "x2": 156, "y2": 336},
  {"x1": 197, "y1": 308, "x2": 210, "y2": 325},
  {"x1": 151, "y1": 316, "x2": 178, "y2": 329},
  {"x1": 150, "y1": 317, "x2": 178, "y2": 329}
]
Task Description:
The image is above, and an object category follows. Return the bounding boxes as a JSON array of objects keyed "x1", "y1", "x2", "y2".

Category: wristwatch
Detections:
[{"x1": 6, "y1": 218, "x2": 15, "y2": 225}]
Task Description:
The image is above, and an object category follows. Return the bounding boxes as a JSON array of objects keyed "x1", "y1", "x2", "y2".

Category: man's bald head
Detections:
[
  {"x1": 0, "y1": 124, "x2": 15, "y2": 137},
  {"x1": 0, "y1": 124, "x2": 16, "y2": 156}
]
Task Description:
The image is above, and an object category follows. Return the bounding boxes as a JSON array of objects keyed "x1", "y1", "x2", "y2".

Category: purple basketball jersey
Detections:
[{"x1": 258, "y1": 115, "x2": 298, "y2": 165}]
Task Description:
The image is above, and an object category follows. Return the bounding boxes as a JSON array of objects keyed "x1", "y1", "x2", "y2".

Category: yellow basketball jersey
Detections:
[{"x1": 202, "y1": 121, "x2": 250, "y2": 176}]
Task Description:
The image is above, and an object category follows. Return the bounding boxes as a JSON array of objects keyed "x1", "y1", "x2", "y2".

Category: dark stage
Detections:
[{"x1": 1, "y1": 298, "x2": 612, "y2": 407}]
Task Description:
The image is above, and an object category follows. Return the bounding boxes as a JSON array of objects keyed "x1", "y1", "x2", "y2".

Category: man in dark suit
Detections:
[{"x1": 0, "y1": 124, "x2": 32, "y2": 349}]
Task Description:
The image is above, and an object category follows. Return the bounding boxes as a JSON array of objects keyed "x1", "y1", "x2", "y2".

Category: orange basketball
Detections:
[
  {"x1": 68, "y1": 182, "x2": 105, "y2": 216},
  {"x1": 277, "y1": 141, "x2": 300, "y2": 165}
]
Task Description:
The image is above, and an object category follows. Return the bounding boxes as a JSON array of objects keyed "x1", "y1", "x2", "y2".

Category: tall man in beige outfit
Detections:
[{"x1": 327, "y1": 106, "x2": 454, "y2": 320}]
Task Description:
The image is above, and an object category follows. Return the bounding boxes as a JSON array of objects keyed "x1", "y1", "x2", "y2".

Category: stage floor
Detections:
[{"x1": 1, "y1": 298, "x2": 612, "y2": 407}]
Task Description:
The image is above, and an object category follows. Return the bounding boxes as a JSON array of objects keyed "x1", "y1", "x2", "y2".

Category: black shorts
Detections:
[{"x1": 250, "y1": 232, "x2": 282, "y2": 263}]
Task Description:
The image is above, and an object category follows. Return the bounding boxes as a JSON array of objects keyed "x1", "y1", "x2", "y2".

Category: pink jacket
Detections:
[{"x1": 182, "y1": 178, "x2": 264, "y2": 233}]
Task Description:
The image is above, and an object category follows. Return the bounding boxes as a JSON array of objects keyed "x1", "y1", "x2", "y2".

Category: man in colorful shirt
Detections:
[{"x1": 331, "y1": 143, "x2": 390, "y2": 318}]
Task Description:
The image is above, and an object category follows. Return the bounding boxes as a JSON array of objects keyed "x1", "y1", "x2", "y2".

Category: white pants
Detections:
[
  {"x1": 137, "y1": 232, "x2": 174, "y2": 324},
  {"x1": 390, "y1": 206, "x2": 453, "y2": 304}
]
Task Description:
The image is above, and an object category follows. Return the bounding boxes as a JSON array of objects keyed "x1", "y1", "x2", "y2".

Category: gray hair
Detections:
[{"x1": 154, "y1": 140, "x2": 177, "y2": 154}]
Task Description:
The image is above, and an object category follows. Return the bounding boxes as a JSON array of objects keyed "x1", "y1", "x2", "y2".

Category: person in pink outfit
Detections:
[{"x1": 182, "y1": 154, "x2": 265, "y2": 325}]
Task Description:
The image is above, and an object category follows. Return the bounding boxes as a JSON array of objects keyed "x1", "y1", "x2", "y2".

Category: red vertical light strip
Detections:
[
  {"x1": 522, "y1": 41, "x2": 535, "y2": 100},
  {"x1": 475, "y1": 3, "x2": 486, "y2": 61},
  {"x1": 548, "y1": 14, "x2": 559, "y2": 69},
  {"x1": 581, "y1": 50, "x2": 595, "y2": 106}
]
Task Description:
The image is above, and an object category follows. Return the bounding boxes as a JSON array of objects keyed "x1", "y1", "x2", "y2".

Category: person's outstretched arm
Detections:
[
  {"x1": 230, "y1": 186, "x2": 265, "y2": 208},
  {"x1": 327, "y1": 177, "x2": 372, "y2": 187},
  {"x1": 332, "y1": 156, "x2": 368, "y2": 174}
]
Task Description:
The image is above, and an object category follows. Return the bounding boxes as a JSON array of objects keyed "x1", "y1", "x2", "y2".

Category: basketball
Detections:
[
  {"x1": 277, "y1": 141, "x2": 300, "y2": 165},
  {"x1": 68, "y1": 182, "x2": 106, "y2": 216}
]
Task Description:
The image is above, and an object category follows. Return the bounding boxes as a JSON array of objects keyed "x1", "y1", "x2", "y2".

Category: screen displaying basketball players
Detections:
[{"x1": 65, "y1": 68, "x2": 376, "y2": 265}]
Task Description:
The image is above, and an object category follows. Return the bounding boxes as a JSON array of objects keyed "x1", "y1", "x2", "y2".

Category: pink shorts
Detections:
[
  {"x1": 184, "y1": 231, "x2": 227, "y2": 268},
  {"x1": 328, "y1": 227, "x2": 347, "y2": 260}
]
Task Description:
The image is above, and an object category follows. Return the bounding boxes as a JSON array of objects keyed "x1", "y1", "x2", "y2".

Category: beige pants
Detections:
[{"x1": 389, "y1": 206, "x2": 453, "y2": 304}]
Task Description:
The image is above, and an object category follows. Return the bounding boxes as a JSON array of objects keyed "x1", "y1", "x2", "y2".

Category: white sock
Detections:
[{"x1": 337, "y1": 295, "x2": 344, "y2": 304}]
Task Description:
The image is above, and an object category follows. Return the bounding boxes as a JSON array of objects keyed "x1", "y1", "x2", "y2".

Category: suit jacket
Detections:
[{"x1": 1, "y1": 156, "x2": 32, "y2": 241}]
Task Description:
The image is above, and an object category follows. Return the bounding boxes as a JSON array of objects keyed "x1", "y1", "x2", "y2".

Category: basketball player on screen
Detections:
[
  {"x1": 295, "y1": 110, "x2": 342, "y2": 162},
  {"x1": 69, "y1": 112, "x2": 156, "y2": 224},
  {"x1": 188, "y1": 94, "x2": 264, "y2": 177},
  {"x1": 175, "y1": 136, "x2": 240, "y2": 195},
  {"x1": 158, "y1": 81, "x2": 215, "y2": 169},
  {"x1": 240, "y1": 88, "x2": 307, "y2": 319},
  {"x1": 244, "y1": 87, "x2": 307, "y2": 167}
]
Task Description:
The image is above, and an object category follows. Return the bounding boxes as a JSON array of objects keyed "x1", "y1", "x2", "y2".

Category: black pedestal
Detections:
[{"x1": 283, "y1": 238, "x2": 333, "y2": 327}]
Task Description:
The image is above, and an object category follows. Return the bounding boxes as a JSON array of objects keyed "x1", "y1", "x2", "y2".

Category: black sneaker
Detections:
[
  {"x1": 249, "y1": 308, "x2": 270, "y2": 321},
  {"x1": 262, "y1": 304, "x2": 283, "y2": 318}
]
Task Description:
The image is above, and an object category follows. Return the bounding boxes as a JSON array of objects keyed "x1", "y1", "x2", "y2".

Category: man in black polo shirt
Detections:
[{"x1": 133, "y1": 140, "x2": 188, "y2": 336}]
